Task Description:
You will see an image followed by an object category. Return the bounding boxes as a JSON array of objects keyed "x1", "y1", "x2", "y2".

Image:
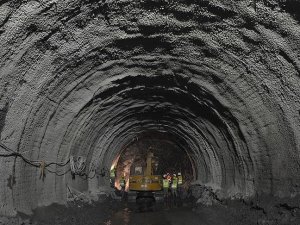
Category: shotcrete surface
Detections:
[{"x1": 0, "y1": 0, "x2": 300, "y2": 218}]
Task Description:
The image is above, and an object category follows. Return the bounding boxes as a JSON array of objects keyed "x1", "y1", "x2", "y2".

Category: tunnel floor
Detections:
[
  {"x1": 20, "y1": 200, "x2": 220, "y2": 225},
  {"x1": 10, "y1": 196, "x2": 300, "y2": 225}
]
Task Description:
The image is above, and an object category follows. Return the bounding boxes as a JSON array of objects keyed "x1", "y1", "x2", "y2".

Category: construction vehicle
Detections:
[{"x1": 129, "y1": 152, "x2": 162, "y2": 204}]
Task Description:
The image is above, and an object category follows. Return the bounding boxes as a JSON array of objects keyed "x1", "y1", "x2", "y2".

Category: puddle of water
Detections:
[{"x1": 106, "y1": 202, "x2": 205, "y2": 225}]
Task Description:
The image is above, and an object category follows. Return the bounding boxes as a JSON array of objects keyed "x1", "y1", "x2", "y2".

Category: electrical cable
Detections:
[
  {"x1": 0, "y1": 142, "x2": 70, "y2": 167},
  {"x1": 0, "y1": 142, "x2": 102, "y2": 179}
]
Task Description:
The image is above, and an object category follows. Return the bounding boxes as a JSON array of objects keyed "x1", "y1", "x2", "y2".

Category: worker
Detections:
[
  {"x1": 171, "y1": 174, "x2": 178, "y2": 202},
  {"x1": 166, "y1": 173, "x2": 172, "y2": 184},
  {"x1": 110, "y1": 167, "x2": 116, "y2": 187},
  {"x1": 178, "y1": 172, "x2": 183, "y2": 186},
  {"x1": 177, "y1": 172, "x2": 183, "y2": 202},
  {"x1": 162, "y1": 174, "x2": 170, "y2": 200},
  {"x1": 120, "y1": 175, "x2": 126, "y2": 201}
]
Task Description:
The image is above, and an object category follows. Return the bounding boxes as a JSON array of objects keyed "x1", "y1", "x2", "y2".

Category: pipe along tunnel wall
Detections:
[{"x1": 1, "y1": 0, "x2": 300, "y2": 217}]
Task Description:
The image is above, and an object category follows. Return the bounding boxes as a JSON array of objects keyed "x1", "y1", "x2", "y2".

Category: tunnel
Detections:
[{"x1": 1, "y1": 0, "x2": 300, "y2": 224}]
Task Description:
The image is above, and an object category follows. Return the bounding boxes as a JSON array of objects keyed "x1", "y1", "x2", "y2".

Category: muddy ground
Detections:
[{"x1": 1, "y1": 194, "x2": 299, "y2": 225}]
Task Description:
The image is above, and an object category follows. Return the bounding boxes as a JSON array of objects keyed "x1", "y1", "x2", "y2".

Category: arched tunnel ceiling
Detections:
[{"x1": 0, "y1": 0, "x2": 300, "y2": 216}]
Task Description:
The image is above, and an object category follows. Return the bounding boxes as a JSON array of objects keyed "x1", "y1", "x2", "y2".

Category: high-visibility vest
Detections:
[
  {"x1": 163, "y1": 179, "x2": 169, "y2": 188},
  {"x1": 110, "y1": 168, "x2": 116, "y2": 178},
  {"x1": 120, "y1": 179, "x2": 125, "y2": 187},
  {"x1": 171, "y1": 178, "x2": 178, "y2": 189},
  {"x1": 178, "y1": 175, "x2": 183, "y2": 185}
]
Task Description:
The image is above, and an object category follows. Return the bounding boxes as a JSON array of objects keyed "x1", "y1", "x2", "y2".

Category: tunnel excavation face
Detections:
[
  {"x1": 112, "y1": 132, "x2": 196, "y2": 190},
  {"x1": 1, "y1": 0, "x2": 300, "y2": 217}
]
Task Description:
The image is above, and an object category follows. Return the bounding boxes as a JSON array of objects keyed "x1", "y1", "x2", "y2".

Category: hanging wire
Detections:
[
  {"x1": 0, "y1": 142, "x2": 70, "y2": 168},
  {"x1": 70, "y1": 155, "x2": 86, "y2": 175},
  {"x1": 0, "y1": 142, "x2": 106, "y2": 180}
]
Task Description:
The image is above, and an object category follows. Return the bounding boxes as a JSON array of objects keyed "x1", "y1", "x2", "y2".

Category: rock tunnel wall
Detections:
[{"x1": 0, "y1": 0, "x2": 300, "y2": 216}]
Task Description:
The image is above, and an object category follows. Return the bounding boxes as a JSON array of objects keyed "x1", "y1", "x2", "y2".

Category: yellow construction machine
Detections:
[{"x1": 129, "y1": 152, "x2": 162, "y2": 203}]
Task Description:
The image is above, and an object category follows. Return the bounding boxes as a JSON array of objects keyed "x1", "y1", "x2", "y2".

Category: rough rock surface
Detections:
[
  {"x1": 189, "y1": 184, "x2": 221, "y2": 206},
  {"x1": 0, "y1": 0, "x2": 300, "y2": 217}
]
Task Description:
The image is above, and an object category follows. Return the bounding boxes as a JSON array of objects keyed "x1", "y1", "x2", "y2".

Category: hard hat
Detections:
[
  {"x1": 178, "y1": 172, "x2": 181, "y2": 175},
  {"x1": 173, "y1": 174, "x2": 176, "y2": 177}
]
